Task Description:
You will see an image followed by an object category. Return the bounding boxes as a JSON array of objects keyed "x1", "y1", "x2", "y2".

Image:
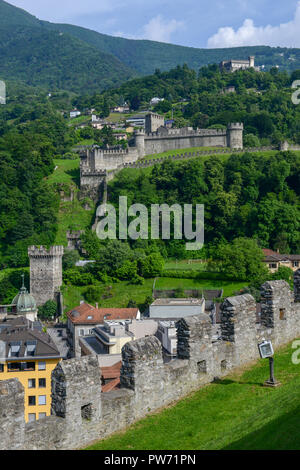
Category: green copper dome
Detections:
[{"x1": 12, "y1": 275, "x2": 37, "y2": 313}]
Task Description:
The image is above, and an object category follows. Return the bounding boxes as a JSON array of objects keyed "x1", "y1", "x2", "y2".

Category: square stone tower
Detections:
[{"x1": 28, "y1": 246, "x2": 64, "y2": 307}]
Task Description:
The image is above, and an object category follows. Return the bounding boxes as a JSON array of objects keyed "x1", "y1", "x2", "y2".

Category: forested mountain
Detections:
[
  {"x1": 0, "y1": 1, "x2": 135, "y2": 93},
  {"x1": 76, "y1": 64, "x2": 300, "y2": 147},
  {"x1": 2, "y1": 0, "x2": 300, "y2": 93},
  {"x1": 43, "y1": 22, "x2": 300, "y2": 76},
  {"x1": 0, "y1": 24, "x2": 135, "y2": 93}
]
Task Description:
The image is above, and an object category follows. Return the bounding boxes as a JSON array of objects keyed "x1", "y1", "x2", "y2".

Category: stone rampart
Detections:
[{"x1": 1, "y1": 272, "x2": 300, "y2": 449}]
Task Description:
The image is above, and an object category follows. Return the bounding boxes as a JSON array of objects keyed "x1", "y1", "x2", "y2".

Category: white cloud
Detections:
[
  {"x1": 113, "y1": 14, "x2": 185, "y2": 43},
  {"x1": 207, "y1": 1, "x2": 300, "y2": 48},
  {"x1": 142, "y1": 15, "x2": 185, "y2": 43}
]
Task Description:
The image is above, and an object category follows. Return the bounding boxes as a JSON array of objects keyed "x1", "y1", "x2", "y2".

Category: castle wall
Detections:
[
  {"x1": 28, "y1": 246, "x2": 64, "y2": 307},
  {"x1": 84, "y1": 147, "x2": 139, "y2": 172},
  {"x1": 144, "y1": 132, "x2": 227, "y2": 155},
  {"x1": 1, "y1": 272, "x2": 300, "y2": 450}
]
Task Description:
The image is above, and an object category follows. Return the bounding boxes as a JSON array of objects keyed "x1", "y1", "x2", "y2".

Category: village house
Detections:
[
  {"x1": 0, "y1": 316, "x2": 61, "y2": 423},
  {"x1": 110, "y1": 105, "x2": 130, "y2": 113},
  {"x1": 70, "y1": 109, "x2": 81, "y2": 118},
  {"x1": 80, "y1": 318, "x2": 157, "y2": 358},
  {"x1": 263, "y1": 249, "x2": 300, "y2": 273},
  {"x1": 66, "y1": 302, "x2": 141, "y2": 357}
]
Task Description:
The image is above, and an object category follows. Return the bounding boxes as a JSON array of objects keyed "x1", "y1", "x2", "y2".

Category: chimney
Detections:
[{"x1": 95, "y1": 303, "x2": 99, "y2": 309}]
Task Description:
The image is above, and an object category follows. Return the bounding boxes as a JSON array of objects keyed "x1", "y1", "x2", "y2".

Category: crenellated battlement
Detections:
[
  {"x1": 1, "y1": 270, "x2": 300, "y2": 450},
  {"x1": 28, "y1": 245, "x2": 64, "y2": 258}
]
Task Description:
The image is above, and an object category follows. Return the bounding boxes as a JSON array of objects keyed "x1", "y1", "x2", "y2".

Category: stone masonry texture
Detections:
[{"x1": 1, "y1": 271, "x2": 300, "y2": 449}]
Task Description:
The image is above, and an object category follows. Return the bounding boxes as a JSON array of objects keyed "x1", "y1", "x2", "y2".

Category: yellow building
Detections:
[{"x1": 0, "y1": 316, "x2": 61, "y2": 423}]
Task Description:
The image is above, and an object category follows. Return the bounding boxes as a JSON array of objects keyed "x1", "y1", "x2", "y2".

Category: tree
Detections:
[
  {"x1": 211, "y1": 238, "x2": 269, "y2": 282},
  {"x1": 62, "y1": 250, "x2": 80, "y2": 270},
  {"x1": 130, "y1": 96, "x2": 141, "y2": 111},
  {"x1": 84, "y1": 286, "x2": 103, "y2": 304},
  {"x1": 244, "y1": 133, "x2": 260, "y2": 148},
  {"x1": 139, "y1": 253, "x2": 164, "y2": 278},
  {"x1": 38, "y1": 300, "x2": 57, "y2": 320}
]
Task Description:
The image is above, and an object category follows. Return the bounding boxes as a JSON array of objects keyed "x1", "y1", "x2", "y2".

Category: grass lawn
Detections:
[
  {"x1": 155, "y1": 277, "x2": 247, "y2": 298},
  {"x1": 48, "y1": 158, "x2": 80, "y2": 185},
  {"x1": 142, "y1": 147, "x2": 227, "y2": 161},
  {"x1": 67, "y1": 115, "x2": 91, "y2": 127},
  {"x1": 164, "y1": 260, "x2": 208, "y2": 271},
  {"x1": 140, "y1": 149, "x2": 281, "y2": 165},
  {"x1": 62, "y1": 279, "x2": 155, "y2": 312},
  {"x1": 86, "y1": 341, "x2": 300, "y2": 450},
  {"x1": 47, "y1": 159, "x2": 95, "y2": 246},
  {"x1": 62, "y1": 275, "x2": 246, "y2": 313}
]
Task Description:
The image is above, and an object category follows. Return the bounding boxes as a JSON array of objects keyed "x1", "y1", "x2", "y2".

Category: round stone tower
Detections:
[
  {"x1": 227, "y1": 123, "x2": 244, "y2": 150},
  {"x1": 28, "y1": 245, "x2": 64, "y2": 307},
  {"x1": 134, "y1": 129, "x2": 145, "y2": 158}
]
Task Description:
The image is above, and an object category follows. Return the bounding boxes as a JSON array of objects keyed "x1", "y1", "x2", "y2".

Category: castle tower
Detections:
[
  {"x1": 134, "y1": 129, "x2": 145, "y2": 158},
  {"x1": 145, "y1": 112, "x2": 165, "y2": 134},
  {"x1": 227, "y1": 123, "x2": 244, "y2": 150},
  {"x1": 249, "y1": 56, "x2": 255, "y2": 68},
  {"x1": 28, "y1": 246, "x2": 64, "y2": 307}
]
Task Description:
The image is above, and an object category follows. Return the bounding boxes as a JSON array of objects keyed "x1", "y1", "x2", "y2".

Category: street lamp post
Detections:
[{"x1": 258, "y1": 339, "x2": 281, "y2": 388}]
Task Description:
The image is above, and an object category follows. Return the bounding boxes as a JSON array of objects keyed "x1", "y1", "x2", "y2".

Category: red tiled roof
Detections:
[
  {"x1": 262, "y1": 249, "x2": 300, "y2": 263},
  {"x1": 262, "y1": 249, "x2": 279, "y2": 256},
  {"x1": 66, "y1": 303, "x2": 139, "y2": 324}
]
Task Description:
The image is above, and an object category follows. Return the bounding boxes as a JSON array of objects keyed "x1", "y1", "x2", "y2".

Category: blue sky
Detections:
[{"x1": 7, "y1": 0, "x2": 300, "y2": 48}]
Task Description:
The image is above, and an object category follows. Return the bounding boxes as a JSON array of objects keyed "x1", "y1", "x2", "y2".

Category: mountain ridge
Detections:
[{"x1": 1, "y1": 0, "x2": 300, "y2": 93}]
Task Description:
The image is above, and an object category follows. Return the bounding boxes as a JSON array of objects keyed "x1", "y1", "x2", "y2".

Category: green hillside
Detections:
[
  {"x1": 43, "y1": 22, "x2": 300, "y2": 75},
  {"x1": 0, "y1": 1, "x2": 135, "y2": 93},
  {"x1": 2, "y1": 0, "x2": 300, "y2": 94},
  {"x1": 0, "y1": 0, "x2": 41, "y2": 27},
  {"x1": 0, "y1": 25, "x2": 135, "y2": 93}
]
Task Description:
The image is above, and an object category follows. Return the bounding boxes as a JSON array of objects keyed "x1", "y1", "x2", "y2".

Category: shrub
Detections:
[
  {"x1": 83, "y1": 286, "x2": 103, "y2": 304},
  {"x1": 38, "y1": 300, "x2": 57, "y2": 320}
]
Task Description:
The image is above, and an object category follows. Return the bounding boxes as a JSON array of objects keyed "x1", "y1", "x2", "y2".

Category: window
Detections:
[
  {"x1": 28, "y1": 396, "x2": 36, "y2": 406},
  {"x1": 39, "y1": 413, "x2": 46, "y2": 420},
  {"x1": 293, "y1": 261, "x2": 299, "y2": 268},
  {"x1": 38, "y1": 362, "x2": 46, "y2": 371},
  {"x1": 25, "y1": 341, "x2": 37, "y2": 357},
  {"x1": 28, "y1": 379, "x2": 36, "y2": 389},
  {"x1": 39, "y1": 378, "x2": 46, "y2": 388},
  {"x1": 0, "y1": 364, "x2": 4, "y2": 373},
  {"x1": 9, "y1": 342, "x2": 21, "y2": 357},
  {"x1": 269, "y1": 263, "x2": 277, "y2": 269},
  {"x1": 7, "y1": 362, "x2": 22, "y2": 372},
  {"x1": 81, "y1": 403, "x2": 92, "y2": 421},
  {"x1": 221, "y1": 360, "x2": 227, "y2": 371},
  {"x1": 197, "y1": 360, "x2": 207, "y2": 374},
  {"x1": 28, "y1": 413, "x2": 36, "y2": 422},
  {"x1": 38, "y1": 395, "x2": 46, "y2": 406},
  {"x1": 79, "y1": 329, "x2": 84, "y2": 336},
  {"x1": 8, "y1": 362, "x2": 36, "y2": 372}
]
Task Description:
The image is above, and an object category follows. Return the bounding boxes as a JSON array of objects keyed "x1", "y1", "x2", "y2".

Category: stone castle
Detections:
[
  {"x1": 79, "y1": 114, "x2": 244, "y2": 195},
  {"x1": 1, "y1": 272, "x2": 300, "y2": 450}
]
